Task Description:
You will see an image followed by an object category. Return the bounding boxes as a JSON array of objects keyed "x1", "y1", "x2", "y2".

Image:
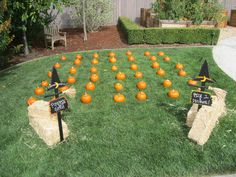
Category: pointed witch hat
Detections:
[
  {"x1": 51, "y1": 67, "x2": 61, "y2": 85},
  {"x1": 193, "y1": 60, "x2": 215, "y2": 83}
]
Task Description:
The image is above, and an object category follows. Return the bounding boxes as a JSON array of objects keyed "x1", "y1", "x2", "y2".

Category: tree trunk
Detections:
[
  {"x1": 82, "y1": 0, "x2": 87, "y2": 41},
  {"x1": 23, "y1": 29, "x2": 29, "y2": 56}
]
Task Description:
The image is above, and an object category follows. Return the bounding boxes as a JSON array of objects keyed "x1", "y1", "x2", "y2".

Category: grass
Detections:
[{"x1": 0, "y1": 47, "x2": 236, "y2": 177}]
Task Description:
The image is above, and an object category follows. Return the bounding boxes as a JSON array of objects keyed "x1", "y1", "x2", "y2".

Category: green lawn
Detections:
[{"x1": 0, "y1": 47, "x2": 236, "y2": 177}]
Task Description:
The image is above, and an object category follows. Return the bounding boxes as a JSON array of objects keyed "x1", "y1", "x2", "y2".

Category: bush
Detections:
[
  {"x1": 118, "y1": 16, "x2": 220, "y2": 45},
  {"x1": 118, "y1": 16, "x2": 144, "y2": 44}
]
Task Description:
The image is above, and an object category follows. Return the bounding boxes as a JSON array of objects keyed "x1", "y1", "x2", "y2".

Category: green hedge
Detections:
[{"x1": 118, "y1": 16, "x2": 220, "y2": 45}]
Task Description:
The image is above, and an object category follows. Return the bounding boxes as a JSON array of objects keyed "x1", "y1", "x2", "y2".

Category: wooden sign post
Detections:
[{"x1": 45, "y1": 67, "x2": 67, "y2": 142}]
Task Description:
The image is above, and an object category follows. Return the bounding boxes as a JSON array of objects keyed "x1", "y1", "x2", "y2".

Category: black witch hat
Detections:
[
  {"x1": 51, "y1": 67, "x2": 61, "y2": 85},
  {"x1": 193, "y1": 60, "x2": 215, "y2": 83}
]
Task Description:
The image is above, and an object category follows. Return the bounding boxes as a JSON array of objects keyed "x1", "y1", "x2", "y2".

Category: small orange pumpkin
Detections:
[
  {"x1": 130, "y1": 64, "x2": 138, "y2": 71},
  {"x1": 111, "y1": 65, "x2": 118, "y2": 71},
  {"x1": 134, "y1": 72, "x2": 143, "y2": 78},
  {"x1": 90, "y1": 67, "x2": 97, "y2": 73},
  {"x1": 54, "y1": 62, "x2": 61, "y2": 69},
  {"x1": 67, "y1": 76, "x2": 76, "y2": 84},
  {"x1": 178, "y1": 70, "x2": 187, "y2": 77},
  {"x1": 90, "y1": 74, "x2": 99, "y2": 82},
  {"x1": 76, "y1": 54, "x2": 82, "y2": 60},
  {"x1": 113, "y1": 93, "x2": 125, "y2": 103},
  {"x1": 144, "y1": 51, "x2": 151, "y2": 57},
  {"x1": 85, "y1": 82, "x2": 95, "y2": 91},
  {"x1": 167, "y1": 89, "x2": 180, "y2": 99},
  {"x1": 128, "y1": 56, "x2": 135, "y2": 62},
  {"x1": 27, "y1": 97, "x2": 37, "y2": 106},
  {"x1": 175, "y1": 63, "x2": 184, "y2": 70},
  {"x1": 163, "y1": 80, "x2": 172, "y2": 88},
  {"x1": 164, "y1": 56, "x2": 171, "y2": 61},
  {"x1": 114, "y1": 83, "x2": 123, "y2": 91},
  {"x1": 34, "y1": 87, "x2": 45, "y2": 95},
  {"x1": 93, "y1": 53, "x2": 99, "y2": 59},
  {"x1": 61, "y1": 56, "x2": 67, "y2": 61},
  {"x1": 116, "y1": 72, "x2": 126, "y2": 80},
  {"x1": 69, "y1": 67, "x2": 77, "y2": 74},
  {"x1": 136, "y1": 81, "x2": 147, "y2": 90},
  {"x1": 91, "y1": 59, "x2": 99, "y2": 65},
  {"x1": 47, "y1": 71, "x2": 52, "y2": 78},
  {"x1": 80, "y1": 93, "x2": 92, "y2": 104},
  {"x1": 158, "y1": 51, "x2": 165, "y2": 56},
  {"x1": 156, "y1": 68, "x2": 166, "y2": 77},
  {"x1": 108, "y1": 52, "x2": 116, "y2": 58},
  {"x1": 150, "y1": 56, "x2": 157, "y2": 61},
  {"x1": 74, "y1": 59, "x2": 81, "y2": 65},
  {"x1": 136, "y1": 91, "x2": 147, "y2": 101},
  {"x1": 152, "y1": 62, "x2": 160, "y2": 69},
  {"x1": 109, "y1": 57, "x2": 117, "y2": 63},
  {"x1": 126, "y1": 51, "x2": 132, "y2": 56},
  {"x1": 187, "y1": 79, "x2": 198, "y2": 86},
  {"x1": 59, "y1": 85, "x2": 69, "y2": 93},
  {"x1": 41, "y1": 80, "x2": 49, "y2": 87}
]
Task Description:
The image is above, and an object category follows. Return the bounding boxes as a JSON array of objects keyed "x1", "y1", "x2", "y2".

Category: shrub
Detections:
[{"x1": 118, "y1": 16, "x2": 220, "y2": 45}]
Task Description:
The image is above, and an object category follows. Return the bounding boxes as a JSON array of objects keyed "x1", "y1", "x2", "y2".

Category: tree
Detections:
[{"x1": 7, "y1": 0, "x2": 67, "y2": 56}]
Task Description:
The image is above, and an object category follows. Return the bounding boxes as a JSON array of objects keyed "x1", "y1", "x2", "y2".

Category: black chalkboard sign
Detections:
[
  {"x1": 191, "y1": 91, "x2": 212, "y2": 106},
  {"x1": 49, "y1": 97, "x2": 68, "y2": 114}
]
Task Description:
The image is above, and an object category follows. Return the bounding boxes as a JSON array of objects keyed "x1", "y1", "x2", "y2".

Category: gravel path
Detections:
[{"x1": 213, "y1": 27, "x2": 236, "y2": 81}]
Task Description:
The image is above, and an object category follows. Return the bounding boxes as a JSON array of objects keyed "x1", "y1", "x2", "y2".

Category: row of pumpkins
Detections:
[{"x1": 27, "y1": 51, "x2": 198, "y2": 105}]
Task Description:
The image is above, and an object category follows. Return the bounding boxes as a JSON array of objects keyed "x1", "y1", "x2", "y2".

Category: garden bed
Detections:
[{"x1": 0, "y1": 47, "x2": 236, "y2": 176}]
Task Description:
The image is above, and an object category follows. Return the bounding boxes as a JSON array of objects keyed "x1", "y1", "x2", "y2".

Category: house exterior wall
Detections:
[{"x1": 54, "y1": 0, "x2": 155, "y2": 29}]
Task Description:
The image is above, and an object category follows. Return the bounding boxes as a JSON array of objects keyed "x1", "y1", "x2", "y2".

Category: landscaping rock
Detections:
[
  {"x1": 187, "y1": 87, "x2": 227, "y2": 145},
  {"x1": 28, "y1": 100, "x2": 69, "y2": 146}
]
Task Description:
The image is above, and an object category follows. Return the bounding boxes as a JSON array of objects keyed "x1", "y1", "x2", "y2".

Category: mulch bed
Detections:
[{"x1": 12, "y1": 26, "x2": 203, "y2": 65}]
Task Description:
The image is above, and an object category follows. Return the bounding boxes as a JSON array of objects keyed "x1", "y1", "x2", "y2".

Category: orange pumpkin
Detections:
[
  {"x1": 152, "y1": 62, "x2": 160, "y2": 69},
  {"x1": 80, "y1": 93, "x2": 92, "y2": 104},
  {"x1": 130, "y1": 64, "x2": 138, "y2": 71},
  {"x1": 91, "y1": 59, "x2": 99, "y2": 65},
  {"x1": 85, "y1": 82, "x2": 95, "y2": 91},
  {"x1": 61, "y1": 56, "x2": 67, "y2": 61},
  {"x1": 163, "y1": 80, "x2": 172, "y2": 88},
  {"x1": 158, "y1": 51, "x2": 165, "y2": 56},
  {"x1": 156, "y1": 68, "x2": 166, "y2": 77},
  {"x1": 167, "y1": 89, "x2": 180, "y2": 99},
  {"x1": 113, "y1": 93, "x2": 125, "y2": 103},
  {"x1": 74, "y1": 59, "x2": 81, "y2": 65},
  {"x1": 27, "y1": 97, "x2": 37, "y2": 106},
  {"x1": 178, "y1": 70, "x2": 187, "y2": 77},
  {"x1": 134, "y1": 72, "x2": 143, "y2": 78},
  {"x1": 69, "y1": 67, "x2": 77, "y2": 74},
  {"x1": 54, "y1": 62, "x2": 61, "y2": 69},
  {"x1": 150, "y1": 56, "x2": 157, "y2": 61},
  {"x1": 90, "y1": 74, "x2": 99, "y2": 82},
  {"x1": 175, "y1": 63, "x2": 184, "y2": 70},
  {"x1": 128, "y1": 56, "x2": 135, "y2": 62},
  {"x1": 111, "y1": 65, "x2": 118, "y2": 71},
  {"x1": 76, "y1": 54, "x2": 82, "y2": 60},
  {"x1": 136, "y1": 91, "x2": 147, "y2": 101},
  {"x1": 187, "y1": 79, "x2": 198, "y2": 86},
  {"x1": 93, "y1": 53, "x2": 99, "y2": 59},
  {"x1": 67, "y1": 76, "x2": 76, "y2": 84},
  {"x1": 109, "y1": 57, "x2": 117, "y2": 63},
  {"x1": 163, "y1": 56, "x2": 171, "y2": 61},
  {"x1": 136, "y1": 81, "x2": 147, "y2": 90},
  {"x1": 144, "y1": 51, "x2": 151, "y2": 57},
  {"x1": 59, "y1": 85, "x2": 69, "y2": 93},
  {"x1": 47, "y1": 71, "x2": 52, "y2": 78},
  {"x1": 114, "y1": 83, "x2": 123, "y2": 91},
  {"x1": 34, "y1": 87, "x2": 45, "y2": 95},
  {"x1": 126, "y1": 51, "x2": 132, "y2": 56},
  {"x1": 41, "y1": 80, "x2": 49, "y2": 87},
  {"x1": 90, "y1": 67, "x2": 97, "y2": 73},
  {"x1": 108, "y1": 52, "x2": 116, "y2": 57},
  {"x1": 116, "y1": 72, "x2": 126, "y2": 80}
]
